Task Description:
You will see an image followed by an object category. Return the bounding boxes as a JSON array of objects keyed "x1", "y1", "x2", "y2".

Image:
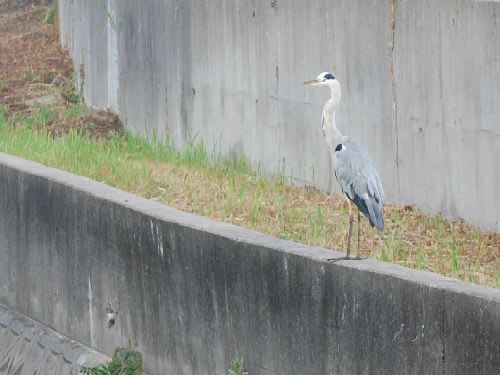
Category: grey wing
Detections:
[{"x1": 333, "y1": 139, "x2": 385, "y2": 231}]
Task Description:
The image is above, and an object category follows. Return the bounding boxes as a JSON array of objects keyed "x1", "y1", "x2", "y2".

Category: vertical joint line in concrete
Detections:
[
  {"x1": 274, "y1": 4, "x2": 280, "y2": 87},
  {"x1": 390, "y1": 0, "x2": 401, "y2": 200}
]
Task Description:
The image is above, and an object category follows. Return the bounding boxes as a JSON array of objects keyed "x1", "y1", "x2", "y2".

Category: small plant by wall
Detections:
[
  {"x1": 80, "y1": 347, "x2": 142, "y2": 375},
  {"x1": 227, "y1": 358, "x2": 249, "y2": 375}
]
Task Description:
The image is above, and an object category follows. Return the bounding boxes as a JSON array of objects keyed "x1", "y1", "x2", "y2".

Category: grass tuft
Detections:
[
  {"x1": 227, "y1": 358, "x2": 249, "y2": 375},
  {"x1": 42, "y1": 2, "x2": 58, "y2": 25},
  {"x1": 80, "y1": 347, "x2": 142, "y2": 375},
  {"x1": 450, "y1": 243, "x2": 459, "y2": 278}
]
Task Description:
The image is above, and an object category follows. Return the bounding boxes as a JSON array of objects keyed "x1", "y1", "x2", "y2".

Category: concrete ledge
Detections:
[
  {"x1": 0, "y1": 303, "x2": 109, "y2": 374},
  {"x1": 0, "y1": 152, "x2": 499, "y2": 374}
]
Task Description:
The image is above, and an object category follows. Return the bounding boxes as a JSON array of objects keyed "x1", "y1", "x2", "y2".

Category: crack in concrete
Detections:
[{"x1": 390, "y1": 0, "x2": 401, "y2": 201}]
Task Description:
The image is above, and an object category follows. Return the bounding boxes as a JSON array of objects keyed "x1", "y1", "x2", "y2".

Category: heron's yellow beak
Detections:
[{"x1": 303, "y1": 79, "x2": 320, "y2": 86}]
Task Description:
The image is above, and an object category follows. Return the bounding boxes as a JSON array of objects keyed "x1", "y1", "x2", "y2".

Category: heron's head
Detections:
[
  {"x1": 304, "y1": 71, "x2": 341, "y2": 106},
  {"x1": 303, "y1": 72, "x2": 338, "y2": 88}
]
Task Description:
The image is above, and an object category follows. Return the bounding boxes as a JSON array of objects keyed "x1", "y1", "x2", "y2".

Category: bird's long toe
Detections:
[
  {"x1": 353, "y1": 255, "x2": 367, "y2": 260},
  {"x1": 327, "y1": 255, "x2": 365, "y2": 262}
]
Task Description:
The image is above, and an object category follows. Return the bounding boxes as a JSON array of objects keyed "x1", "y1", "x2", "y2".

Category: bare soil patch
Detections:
[{"x1": 0, "y1": 1, "x2": 121, "y2": 137}]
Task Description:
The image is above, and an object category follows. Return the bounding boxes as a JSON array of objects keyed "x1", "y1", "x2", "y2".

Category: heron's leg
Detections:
[
  {"x1": 328, "y1": 200, "x2": 361, "y2": 262},
  {"x1": 346, "y1": 205, "x2": 354, "y2": 258},
  {"x1": 357, "y1": 209, "x2": 361, "y2": 257},
  {"x1": 354, "y1": 209, "x2": 366, "y2": 260}
]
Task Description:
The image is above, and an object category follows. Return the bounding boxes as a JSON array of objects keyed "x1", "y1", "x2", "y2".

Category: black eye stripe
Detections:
[
  {"x1": 324, "y1": 73, "x2": 335, "y2": 80},
  {"x1": 335, "y1": 144, "x2": 343, "y2": 152}
]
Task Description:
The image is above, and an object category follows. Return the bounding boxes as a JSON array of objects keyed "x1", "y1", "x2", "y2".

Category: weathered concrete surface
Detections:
[
  {"x1": 0, "y1": 303, "x2": 109, "y2": 374},
  {"x1": 58, "y1": 0, "x2": 500, "y2": 232},
  {"x1": 0, "y1": 152, "x2": 499, "y2": 375}
]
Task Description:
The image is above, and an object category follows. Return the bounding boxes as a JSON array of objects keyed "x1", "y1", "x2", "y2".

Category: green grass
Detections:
[
  {"x1": 42, "y1": 2, "x2": 58, "y2": 25},
  {"x1": 416, "y1": 246, "x2": 426, "y2": 270},
  {"x1": 80, "y1": 347, "x2": 142, "y2": 375},
  {"x1": 450, "y1": 243, "x2": 459, "y2": 278},
  {"x1": 227, "y1": 358, "x2": 249, "y2": 375},
  {"x1": 0, "y1": 105, "x2": 255, "y2": 192}
]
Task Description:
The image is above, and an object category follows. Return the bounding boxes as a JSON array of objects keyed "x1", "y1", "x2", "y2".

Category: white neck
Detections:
[{"x1": 322, "y1": 82, "x2": 343, "y2": 151}]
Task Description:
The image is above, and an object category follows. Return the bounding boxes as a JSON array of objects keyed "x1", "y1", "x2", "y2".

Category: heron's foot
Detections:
[{"x1": 327, "y1": 255, "x2": 366, "y2": 262}]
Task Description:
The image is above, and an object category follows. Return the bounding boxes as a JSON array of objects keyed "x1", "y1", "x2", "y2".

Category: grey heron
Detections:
[{"x1": 304, "y1": 72, "x2": 385, "y2": 261}]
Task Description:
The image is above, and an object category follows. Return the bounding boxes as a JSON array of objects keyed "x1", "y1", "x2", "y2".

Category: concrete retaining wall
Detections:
[
  {"x1": 58, "y1": 0, "x2": 500, "y2": 232},
  {"x1": 0, "y1": 153, "x2": 499, "y2": 374}
]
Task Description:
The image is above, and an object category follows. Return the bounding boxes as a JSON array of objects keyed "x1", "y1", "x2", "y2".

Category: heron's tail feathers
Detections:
[
  {"x1": 349, "y1": 192, "x2": 384, "y2": 232},
  {"x1": 367, "y1": 200, "x2": 384, "y2": 232}
]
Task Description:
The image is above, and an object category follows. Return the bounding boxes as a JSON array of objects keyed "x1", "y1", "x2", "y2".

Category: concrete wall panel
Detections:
[{"x1": 394, "y1": 0, "x2": 500, "y2": 230}]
